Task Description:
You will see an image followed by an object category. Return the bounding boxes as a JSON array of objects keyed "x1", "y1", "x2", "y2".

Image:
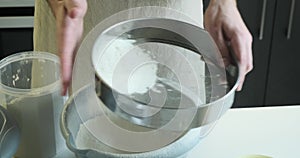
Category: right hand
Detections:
[
  {"x1": 48, "y1": 0, "x2": 87, "y2": 95},
  {"x1": 204, "y1": 0, "x2": 253, "y2": 91}
]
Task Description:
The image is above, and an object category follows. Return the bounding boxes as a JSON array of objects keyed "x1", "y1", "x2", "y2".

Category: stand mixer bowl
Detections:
[{"x1": 61, "y1": 84, "x2": 209, "y2": 158}]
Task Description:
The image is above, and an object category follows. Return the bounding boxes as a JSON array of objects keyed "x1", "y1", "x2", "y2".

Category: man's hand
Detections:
[
  {"x1": 204, "y1": 0, "x2": 253, "y2": 91},
  {"x1": 47, "y1": 0, "x2": 87, "y2": 95}
]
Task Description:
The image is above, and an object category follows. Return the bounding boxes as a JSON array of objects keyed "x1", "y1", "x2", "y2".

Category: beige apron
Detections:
[{"x1": 33, "y1": 0, "x2": 203, "y2": 54}]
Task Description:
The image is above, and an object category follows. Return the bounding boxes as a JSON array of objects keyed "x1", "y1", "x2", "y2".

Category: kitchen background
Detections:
[
  {"x1": 0, "y1": 0, "x2": 299, "y2": 108},
  {"x1": 0, "y1": 0, "x2": 34, "y2": 59}
]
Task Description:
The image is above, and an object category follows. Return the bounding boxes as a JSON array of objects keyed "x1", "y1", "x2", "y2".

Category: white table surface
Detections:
[{"x1": 54, "y1": 105, "x2": 300, "y2": 158}]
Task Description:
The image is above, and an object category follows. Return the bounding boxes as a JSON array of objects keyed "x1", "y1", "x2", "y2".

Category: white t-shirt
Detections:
[{"x1": 33, "y1": 0, "x2": 203, "y2": 54}]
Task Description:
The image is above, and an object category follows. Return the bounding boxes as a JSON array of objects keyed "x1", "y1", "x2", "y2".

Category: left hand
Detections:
[
  {"x1": 204, "y1": 0, "x2": 253, "y2": 91},
  {"x1": 48, "y1": 0, "x2": 87, "y2": 95}
]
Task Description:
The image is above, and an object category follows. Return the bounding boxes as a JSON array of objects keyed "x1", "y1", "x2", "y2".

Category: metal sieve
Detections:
[{"x1": 90, "y1": 18, "x2": 240, "y2": 131}]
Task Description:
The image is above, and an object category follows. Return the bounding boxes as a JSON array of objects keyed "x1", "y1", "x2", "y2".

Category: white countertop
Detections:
[
  {"x1": 54, "y1": 106, "x2": 300, "y2": 158},
  {"x1": 188, "y1": 105, "x2": 300, "y2": 158}
]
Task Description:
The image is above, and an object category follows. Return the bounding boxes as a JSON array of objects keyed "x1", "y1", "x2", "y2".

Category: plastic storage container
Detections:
[{"x1": 0, "y1": 52, "x2": 66, "y2": 158}]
